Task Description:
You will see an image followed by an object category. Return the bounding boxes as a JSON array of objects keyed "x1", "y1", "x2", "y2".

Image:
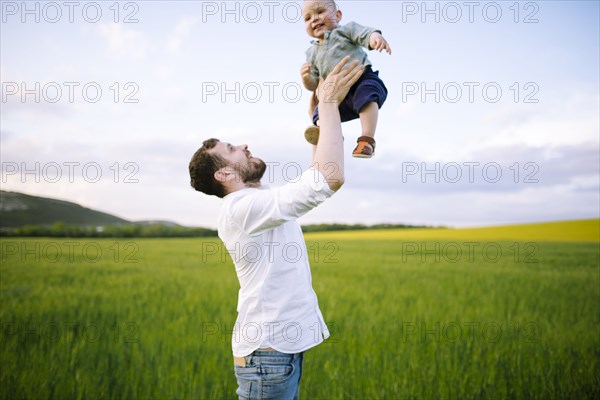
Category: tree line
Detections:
[
  {"x1": 0, "y1": 222, "x2": 432, "y2": 238},
  {"x1": 0, "y1": 222, "x2": 217, "y2": 238}
]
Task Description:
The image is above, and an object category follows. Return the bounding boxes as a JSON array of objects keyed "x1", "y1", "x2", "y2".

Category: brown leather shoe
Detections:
[{"x1": 352, "y1": 136, "x2": 376, "y2": 158}]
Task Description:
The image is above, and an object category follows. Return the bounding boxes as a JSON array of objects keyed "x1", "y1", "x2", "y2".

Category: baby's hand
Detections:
[
  {"x1": 301, "y1": 62, "x2": 318, "y2": 91},
  {"x1": 369, "y1": 32, "x2": 392, "y2": 55}
]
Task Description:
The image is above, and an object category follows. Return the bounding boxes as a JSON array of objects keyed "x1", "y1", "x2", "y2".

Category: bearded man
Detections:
[{"x1": 189, "y1": 56, "x2": 364, "y2": 400}]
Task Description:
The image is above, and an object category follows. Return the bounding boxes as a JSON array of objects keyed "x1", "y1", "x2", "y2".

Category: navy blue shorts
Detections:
[{"x1": 312, "y1": 66, "x2": 388, "y2": 124}]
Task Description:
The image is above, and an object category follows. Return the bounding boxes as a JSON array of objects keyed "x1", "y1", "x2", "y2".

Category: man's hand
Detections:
[
  {"x1": 301, "y1": 62, "x2": 318, "y2": 91},
  {"x1": 369, "y1": 32, "x2": 392, "y2": 54},
  {"x1": 317, "y1": 56, "x2": 365, "y2": 105}
]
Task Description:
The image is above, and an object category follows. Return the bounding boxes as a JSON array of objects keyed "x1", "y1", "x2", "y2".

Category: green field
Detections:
[{"x1": 1, "y1": 220, "x2": 599, "y2": 399}]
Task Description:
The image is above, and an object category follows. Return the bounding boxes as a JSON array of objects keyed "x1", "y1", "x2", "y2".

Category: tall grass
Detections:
[{"x1": 1, "y1": 222, "x2": 598, "y2": 399}]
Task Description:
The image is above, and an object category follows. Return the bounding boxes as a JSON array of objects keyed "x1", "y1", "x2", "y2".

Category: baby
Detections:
[{"x1": 301, "y1": 0, "x2": 391, "y2": 158}]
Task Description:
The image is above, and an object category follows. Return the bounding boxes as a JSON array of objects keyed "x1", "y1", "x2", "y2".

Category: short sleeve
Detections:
[{"x1": 339, "y1": 21, "x2": 378, "y2": 49}]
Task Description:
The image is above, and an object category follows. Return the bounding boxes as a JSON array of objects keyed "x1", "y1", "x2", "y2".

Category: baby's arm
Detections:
[
  {"x1": 369, "y1": 31, "x2": 392, "y2": 54},
  {"x1": 301, "y1": 62, "x2": 319, "y2": 91},
  {"x1": 343, "y1": 21, "x2": 392, "y2": 55}
]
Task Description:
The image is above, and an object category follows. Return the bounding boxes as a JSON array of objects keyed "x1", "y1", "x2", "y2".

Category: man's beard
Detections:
[{"x1": 235, "y1": 158, "x2": 266, "y2": 185}]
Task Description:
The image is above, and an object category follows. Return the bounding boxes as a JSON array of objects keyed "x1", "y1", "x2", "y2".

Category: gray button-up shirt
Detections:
[{"x1": 306, "y1": 21, "x2": 380, "y2": 80}]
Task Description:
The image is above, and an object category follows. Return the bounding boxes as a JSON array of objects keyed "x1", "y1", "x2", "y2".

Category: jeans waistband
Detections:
[{"x1": 234, "y1": 348, "x2": 301, "y2": 367}]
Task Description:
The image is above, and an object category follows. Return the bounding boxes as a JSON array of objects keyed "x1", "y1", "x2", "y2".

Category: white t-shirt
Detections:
[{"x1": 217, "y1": 168, "x2": 335, "y2": 357}]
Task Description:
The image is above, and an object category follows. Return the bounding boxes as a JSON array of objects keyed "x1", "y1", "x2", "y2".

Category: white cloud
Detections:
[
  {"x1": 155, "y1": 64, "x2": 174, "y2": 79},
  {"x1": 478, "y1": 93, "x2": 599, "y2": 149},
  {"x1": 98, "y1": 24, "x2": 151, "y2": 59},
  {"x1": 166, "y1": 17, "x2": 197, "y2": 53}
]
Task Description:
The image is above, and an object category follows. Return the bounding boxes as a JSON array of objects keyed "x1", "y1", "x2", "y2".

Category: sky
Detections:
[{"x1": 1, "y1": 0, "x2": 599, "y2": 229}]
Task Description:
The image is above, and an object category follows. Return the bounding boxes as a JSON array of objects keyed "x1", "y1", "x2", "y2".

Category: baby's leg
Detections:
[
  {"x1": 351, "y1": 102, "x2": 379, "y2": 157},
  {"x1": 359, "y1": 102, "x2": 379, "y2": 140},
  {"x1": 309, "y1": 91, "x2": 319, "y2": 119},
  {"x1": 351, "y1": 71, "x2": 386, "y2": 158},
  {"x1": 304, "y1": 92, "x2": 321, "y2": 145}
]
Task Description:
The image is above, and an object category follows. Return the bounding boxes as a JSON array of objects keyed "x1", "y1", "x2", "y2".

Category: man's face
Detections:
[
  {"x1": 302, "y1": 0, "x2": 341, "y2": 39},
  {"x1": 210, "y1": 142, "x2": 266, "y2": 184}
]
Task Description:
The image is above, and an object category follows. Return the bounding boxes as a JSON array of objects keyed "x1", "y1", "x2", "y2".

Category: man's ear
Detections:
[
  {"x1": 336, "y1": 9, "x2": 342, "y2": 23},
  {"x1": 214, "y1": 167, "x2": 234, "y2": 184}
]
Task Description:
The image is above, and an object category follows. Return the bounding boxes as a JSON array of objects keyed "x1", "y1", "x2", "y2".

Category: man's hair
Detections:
[{"x1": 189, "y1": 138, "x2": 228, "y2": 198}]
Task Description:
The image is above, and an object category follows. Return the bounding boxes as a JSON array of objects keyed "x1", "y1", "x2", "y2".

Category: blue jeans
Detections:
[{"x1": 234, "y1": 350, "x2": 304, "y2": 400}]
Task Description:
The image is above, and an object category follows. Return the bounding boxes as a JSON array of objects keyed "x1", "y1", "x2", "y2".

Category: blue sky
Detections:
[{"x1": 1, "y1": 0, "x2": 599, "y2": 228}]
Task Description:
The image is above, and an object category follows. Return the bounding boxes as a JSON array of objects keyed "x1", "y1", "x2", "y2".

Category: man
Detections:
[{"x1": 189, "y1": 56, "x2": 364, "y2": 399}]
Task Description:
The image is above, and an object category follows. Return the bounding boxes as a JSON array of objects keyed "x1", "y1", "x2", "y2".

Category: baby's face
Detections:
[{"x1": 302, "y1": 0, "x2": 342, "y2": 39}]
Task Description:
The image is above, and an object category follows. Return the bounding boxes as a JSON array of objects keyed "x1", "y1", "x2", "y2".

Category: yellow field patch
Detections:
[{"x1": 305, "y1": 219, "x2": 600, "y2": 242}]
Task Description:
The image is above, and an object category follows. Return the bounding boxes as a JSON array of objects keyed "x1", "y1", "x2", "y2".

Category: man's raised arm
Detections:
[{"x1": 311, "y1": 56, "x2": 364, "y2": 191}]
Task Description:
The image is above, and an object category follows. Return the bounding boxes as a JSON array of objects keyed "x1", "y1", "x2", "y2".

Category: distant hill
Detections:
[{"x1": 0, "y1": 190, "x2": 130, "y2": 228}]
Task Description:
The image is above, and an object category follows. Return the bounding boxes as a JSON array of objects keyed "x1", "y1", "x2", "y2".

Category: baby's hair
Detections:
[
  {"x1": 324, "y1": 0, "x2": 339, "y2": 13},
  {"x1": 304, "y1": 0, "x2": 339, "y2": 15}
]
